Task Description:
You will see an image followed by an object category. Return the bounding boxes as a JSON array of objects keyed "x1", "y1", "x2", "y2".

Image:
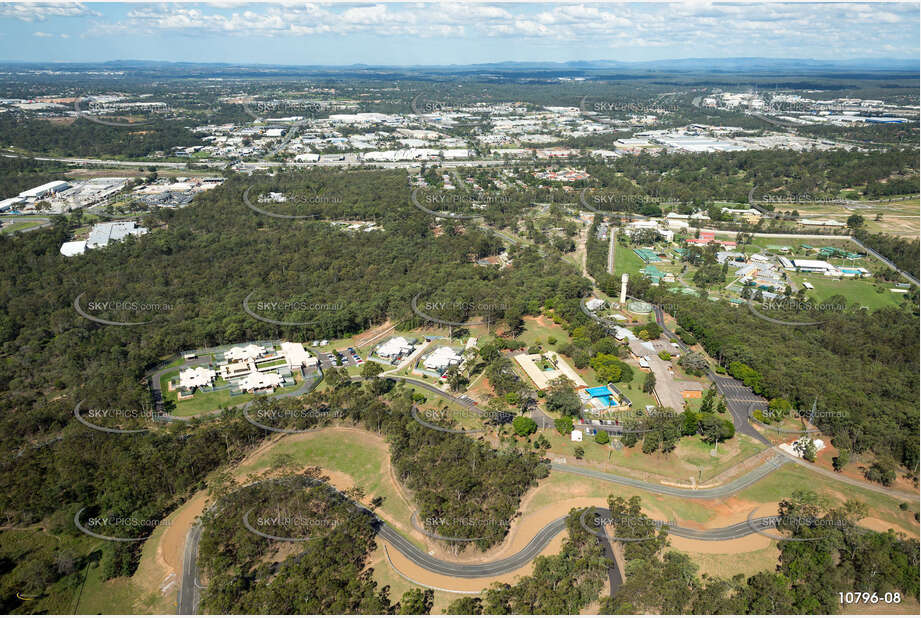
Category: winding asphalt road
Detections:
[
  {"x1": 177, "y1": 477, "x2": 792, "y2": 614},
  {"x1": 376, "y1": 508, "x2": 784, "y2": 579},
  {"x1": 175, "y1": 323, "x2": 916, "y2": 612},
  {"x1": 552, "y1": 455, "x2": 788, "y2": 499}
]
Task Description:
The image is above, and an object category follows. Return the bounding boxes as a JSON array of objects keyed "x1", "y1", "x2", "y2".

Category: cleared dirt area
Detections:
[
  {"x1": 814, "y1": 441, "x2": 919, "y2": 496},
  {"x1": 684, "y1": 543, "x2": 780, "y2": 579},
  {"x1": 133, "y1": 425, "x2": 916, "y2": 608}
]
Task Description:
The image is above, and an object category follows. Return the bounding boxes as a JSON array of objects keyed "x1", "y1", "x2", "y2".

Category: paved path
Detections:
[
  {"x1": 607, "y1": 228, "x2": 615, "y2": 274},
  {"x1": 0, "y1": 216, "x2": 52, "y2": 234},
  {"x1": 177, "y1": 474, "x2": 793, "y2": 615},
  {"x1": 177, "y1": 525, "x2": 202, "y2": 614},
  {"x1": 552, "y1": 455, "x2": 788, "y2": 499},
  {"x1": 775, "y1": 449, "x2": 919, "y2": 503},
  {"x1": 646, "y1": 300, "x2": 771, "y2": 446}
]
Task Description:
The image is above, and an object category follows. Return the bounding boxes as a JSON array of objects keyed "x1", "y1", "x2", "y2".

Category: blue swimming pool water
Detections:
[
  {"x1": 585, "y1": 386, "x2": 612, "y2": 396},
  {"x1": 586, "y1": 386, "x2": 617, "y2": 407}
]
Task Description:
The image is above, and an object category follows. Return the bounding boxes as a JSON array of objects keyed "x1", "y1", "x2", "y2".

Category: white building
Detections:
[
  {"x1": 624, "y1": 219, "x2": 674, "y2": 242},
  {"x1": 85, "y1": 221, "x2": 148, "y2": 249},
  {"x1": 238, "y1": 371, "x2": 283, "y2": 393},
  {"x1": 225, "y1": 344, "x2": 266, "y2": 362},
  {"x1": 571, "y1": 429, "x2": 583, "y2": 442},
  {"x1": 585, "y1": 298, "x2": 606, "y2": 312},
  {"x1": 60, "y1": 241, "x2": 87, "y2": 257},
  {"x1": 792, "y1": 259, "x2": 837, "y2": 273},
  {"x1": 423, "y1": 346, "x2": 464, "y2": 372},
  {"x1": 799, "y1": 218, "x2": 844, "y2": 227},
  {"x1": 280, "y1": 341, "x2": 319, "y2": 371},
  {"x1": 377, "y1": 336, "x2": 413, "y2": 359},
  {"x1": 179, "y1": 366, "x2": 216, "y2": 390},
  {"x1": 18, "y1": 180, "x2": 70, "y2": 200},
  {"x1": 61, "y1": 221, "x2": 148, "y2": 257}
]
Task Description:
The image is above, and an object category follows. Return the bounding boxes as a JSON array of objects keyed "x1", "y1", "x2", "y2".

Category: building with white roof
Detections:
[
  {"x1": 18, "y1": 180, "x2": 70, "y2": 200},
  {"x1": 280, "y1": 341, "x2": 318, "y2": 371},
  {"x1": 60, "y1": 241, "x2": 87, "y2": 257},
  {"x1": 792, "y1": 259, "x2": 838, "y2": 273},
  {"x1": 585, "y1": 298, "x2": 606, "y2": 312},
  {"x1": 423, "y1": 346, "x2": 464, "y2": 372},
  {"x1": 85, "y1": 221, "x2": 148, "y2": 249},
  {"x1": 225, "y1": 344, "x2": 266, "y2": 362},
  {"x1": 377, "y1": 336, "x2": 414, "y2": 359},
  {"x1": 179, "y1": 366, "x2": 216, "y2": 390},
  {"x1": 623, "y1": 219, "x2": 674, "y2": 242},
  {"x1": 0, "y1": 197, "x2": 26, "y2": 212},
  {"x1": 799, "y1": 218, "x2": 845, "y2": 227},
  {"x1": 60, "y1": 221, "x2": 148, "y2": 257},
  {"x1": 238, "y1": 371, "x2": 283, "y2": 392}
]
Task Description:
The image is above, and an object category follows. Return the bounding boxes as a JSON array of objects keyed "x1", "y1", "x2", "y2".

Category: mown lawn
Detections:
[
  {"x1": 236, "y1": 430, "x2": 413, "y2": 537},
  {"x1": 162, "y1": 372, "x2": 304, "y2": 417},
  {"x1": 791, "y1": 273, "x2": 904, "y2": 310},
  {"x1": 541, "y1": 430, "x2": 765, "y2": 484},
  {"x1": 738, "y1": 464, "x2": 919, "y2": 532}
]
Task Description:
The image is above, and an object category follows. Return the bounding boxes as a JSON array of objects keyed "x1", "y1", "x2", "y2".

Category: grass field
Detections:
[
  {"x1": 685, "y1": 543, "x2": 780, "y2": 579},
  {"x1": 0, "y1": 528, "x2": 169, "y2": 615},
  {"x1": 791, "y1": 272, "x2": 904, "y2": 310},
  {"x1": 613, "y1": 240, "x2": 649, "y2": 277},
  {"x1": 737, "y1": 464, "x2": 918, "y2": 533},
  {"x1": 160, "y1": 371, "x2": 305, "y2": 416},
  {"x1": 235, "y1": 429, "x2": 418, "y2": 546},
  {"x1": 543, "y1": 430, "x2": 765, "y2": 484},
  {"x1": 1, "y1": 219, "x2": 46, "y2": 234}
]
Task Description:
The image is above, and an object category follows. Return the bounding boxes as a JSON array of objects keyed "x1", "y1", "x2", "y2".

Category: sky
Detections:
[{"x1": 0, "y1": 1, "x2": 918, "y2": 65}]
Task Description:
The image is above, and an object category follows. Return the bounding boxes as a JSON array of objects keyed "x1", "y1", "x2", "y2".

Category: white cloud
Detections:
[
  {"x1": 0, "y1": 2, "x2": 95, "y2": 22},
  {"x1": 45, "y1": 2, "x2": 921, "y2": 58}
]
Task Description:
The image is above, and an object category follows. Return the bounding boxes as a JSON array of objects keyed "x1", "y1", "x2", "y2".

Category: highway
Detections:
[{"x1": 850, "y1": 236, "x2": 920, "y2": 286}]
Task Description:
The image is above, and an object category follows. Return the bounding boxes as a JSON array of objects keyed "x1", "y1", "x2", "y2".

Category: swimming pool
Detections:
[{"x1": 586, "y1": 386, "x2": 617, "y2": 407}]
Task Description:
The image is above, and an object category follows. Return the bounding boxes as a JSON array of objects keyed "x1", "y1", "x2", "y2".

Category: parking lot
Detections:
[{"x1": 310, "y1": 343, "x2": 364, "y2": 370}]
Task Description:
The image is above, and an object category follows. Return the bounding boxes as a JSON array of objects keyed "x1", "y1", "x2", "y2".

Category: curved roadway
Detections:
[
  {"x1": 176, "y1": 322, "x2": 916, "y2": 612},
  {"x1": 375, "y1": 509, "x2": 784, "y2": 579},
  {"x1": 178, "y1": 478, "x2": 793, "y2": 614}
]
